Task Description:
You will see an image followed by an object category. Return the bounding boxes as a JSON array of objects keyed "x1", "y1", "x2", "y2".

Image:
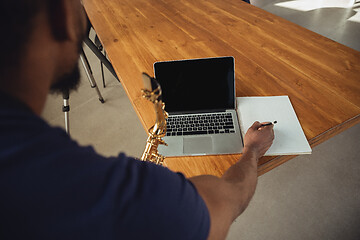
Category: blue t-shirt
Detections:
[{"x1": 0, "y1": 93, "x2": 210, "y2": 239}]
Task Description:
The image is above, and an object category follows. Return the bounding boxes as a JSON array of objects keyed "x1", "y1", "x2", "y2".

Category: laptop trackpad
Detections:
[{"x1": 183, "y1": 137, "x2": 213, "y2": 154}]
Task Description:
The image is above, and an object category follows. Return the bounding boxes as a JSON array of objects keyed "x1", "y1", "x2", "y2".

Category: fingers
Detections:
[
  {"x1": 250, "y1": 121, "x2": 274, "y2": 131},
  {"x1": 249, "y1": 121, "x2": 261, "y2": 131},
  {"x1": 258, "y1": 123, "x2": 274, "y2": 132},
  {"x1": 259, "y1": 122, "x2": 275, "y2": 140},
  {"x1": 249, "y1": 121, "x2": 262, "y2": 130}
]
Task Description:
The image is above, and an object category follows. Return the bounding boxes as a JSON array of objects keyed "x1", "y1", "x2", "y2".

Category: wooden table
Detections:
[{"x1": 83, "y1": 0, "x2": 360, "y2": 177}]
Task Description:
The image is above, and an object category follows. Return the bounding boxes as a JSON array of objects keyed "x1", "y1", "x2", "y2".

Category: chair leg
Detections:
[
  {"x1": 83, "y1": 36, "x2": 119, "y2": 82},
  {"x1": 94, "y1": 34, "x2": 106, "y2": 88},
  {"x1": 101, "y1": 54, "x2": 106, "y2": 88},
  {"x1": 80, "y1": 48, "x2": 105, "y2": 103},
  {"x1": 62, "y1": 90, "x2": 70, "y2": 135}
]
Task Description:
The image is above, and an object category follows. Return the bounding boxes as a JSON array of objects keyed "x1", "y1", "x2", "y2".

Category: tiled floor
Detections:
[{"x1": 41, "y1": 1, "x2": 360, "y2": 239}]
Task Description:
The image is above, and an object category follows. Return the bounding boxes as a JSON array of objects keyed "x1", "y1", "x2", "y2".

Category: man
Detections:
[{"x1": 0, "y1": 0, "x2": 274, "y2": 239}]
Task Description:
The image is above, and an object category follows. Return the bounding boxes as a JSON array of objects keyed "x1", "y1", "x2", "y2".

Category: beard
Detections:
[{"x1": 49, "y1": 63, "x2": 81, "y2": 94}]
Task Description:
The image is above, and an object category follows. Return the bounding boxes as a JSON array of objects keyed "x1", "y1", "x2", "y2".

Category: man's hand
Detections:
[{"x1": 243, "y1": 121, "x2": 275, "y2": 160}]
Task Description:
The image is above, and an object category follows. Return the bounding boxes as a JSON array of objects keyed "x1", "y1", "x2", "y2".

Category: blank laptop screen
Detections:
[{"x1": 154, "y1": 57, "x2": 235, "y2": 114}]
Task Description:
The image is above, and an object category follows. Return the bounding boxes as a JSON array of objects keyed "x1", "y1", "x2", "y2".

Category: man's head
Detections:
[{"x1": 0, "y1": 0, "x2": 87, "y2": 95}]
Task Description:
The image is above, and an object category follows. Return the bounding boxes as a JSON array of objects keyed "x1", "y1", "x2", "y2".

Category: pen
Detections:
[{"x1": 260, "y1": 121, "x2": 277, "y2": 127}]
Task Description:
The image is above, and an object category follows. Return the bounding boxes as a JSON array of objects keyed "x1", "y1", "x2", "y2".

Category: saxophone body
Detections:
[{"x1": 140, "y1": 73, "x2": 168, "y2": 165}]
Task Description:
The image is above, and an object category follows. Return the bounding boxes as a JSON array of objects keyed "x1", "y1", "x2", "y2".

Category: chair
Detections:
[{"x1": 62, "y1": 21, "x2": 119, "y2": 135}]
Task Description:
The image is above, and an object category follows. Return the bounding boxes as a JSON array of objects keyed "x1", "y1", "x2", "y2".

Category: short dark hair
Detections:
[
  {"x1": 0, "y1": 1, "x2": 43, "y2": 76},
  {"x1": 0, "y1": 0, "x2": 67, "y2": 79}
]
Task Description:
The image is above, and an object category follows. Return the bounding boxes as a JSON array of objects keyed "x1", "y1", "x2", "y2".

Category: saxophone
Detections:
[{"x1": 140, "y1": 73, "x2": 168, "y2": 165}]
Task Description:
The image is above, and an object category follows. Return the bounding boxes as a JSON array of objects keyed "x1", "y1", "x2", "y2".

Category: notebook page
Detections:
[{"x1": 236, "y1": 96, "x2": 312, "y2": 156}]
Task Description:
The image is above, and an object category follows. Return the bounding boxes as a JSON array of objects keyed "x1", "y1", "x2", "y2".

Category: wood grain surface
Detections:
[{"x1": 83, "y1": 0, "x2": 360, "y2": 177}]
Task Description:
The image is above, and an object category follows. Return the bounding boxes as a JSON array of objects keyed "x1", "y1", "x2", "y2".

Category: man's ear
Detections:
[{"x1": 48, "y1": 0, "x2": 77, "y2": 42}]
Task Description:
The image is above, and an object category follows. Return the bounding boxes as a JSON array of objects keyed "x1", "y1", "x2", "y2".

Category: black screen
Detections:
[{"x1": 154, "y1": 57, "x2": 235, "y2": 114}]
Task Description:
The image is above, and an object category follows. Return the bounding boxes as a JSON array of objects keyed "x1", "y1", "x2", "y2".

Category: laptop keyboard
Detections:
[{"x1": 166, "y1": 112, "x2": 235, "y2": 136}]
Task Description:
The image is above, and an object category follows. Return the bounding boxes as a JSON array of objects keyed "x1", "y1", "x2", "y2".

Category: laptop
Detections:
[{"x1": 155, "y1": 56, "x2": 244, "y2": 157}]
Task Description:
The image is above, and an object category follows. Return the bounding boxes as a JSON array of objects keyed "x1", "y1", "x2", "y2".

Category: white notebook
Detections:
[{"x1": 236, "y1": 96, "x2": 312, "y2": 156}]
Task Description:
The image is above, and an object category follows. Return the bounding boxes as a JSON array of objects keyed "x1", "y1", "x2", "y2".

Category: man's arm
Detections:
[{"x1": 189, "y1": 121, "x2": 274, "y2": 240}]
